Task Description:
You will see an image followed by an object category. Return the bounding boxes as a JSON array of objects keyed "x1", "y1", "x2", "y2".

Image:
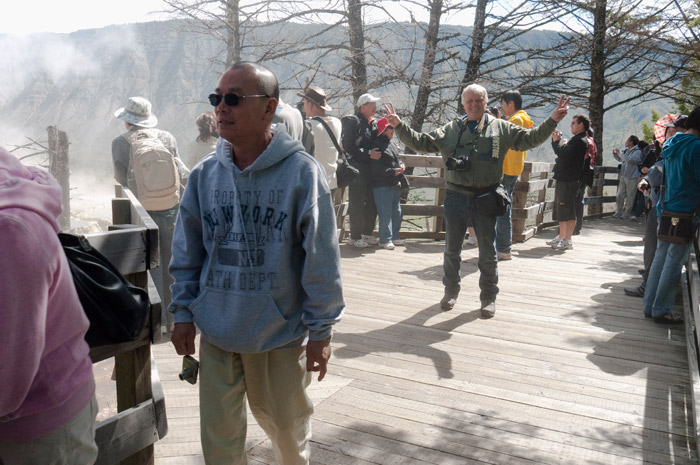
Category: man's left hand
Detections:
[
  {"x1": 306, "y1": 339, "x2": 331, "y2": 381},
  {"x1": 550, "y1": 95, "x2": 571, "y2": 122}
]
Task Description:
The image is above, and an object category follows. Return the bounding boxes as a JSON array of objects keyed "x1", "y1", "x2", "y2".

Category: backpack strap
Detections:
[{"x1": 313, "y1": 117, "x2": 347, "y2": 161}]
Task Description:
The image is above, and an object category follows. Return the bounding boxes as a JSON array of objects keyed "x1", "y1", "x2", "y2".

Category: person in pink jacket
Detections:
[{"x1": 0, "y1": 147, "x2": 98, "y2": 464}]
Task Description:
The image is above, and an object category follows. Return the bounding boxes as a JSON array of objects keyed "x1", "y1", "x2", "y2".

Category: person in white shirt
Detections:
[{"x1": 298, "y1": 86, "x2": 342, "y2": 195}]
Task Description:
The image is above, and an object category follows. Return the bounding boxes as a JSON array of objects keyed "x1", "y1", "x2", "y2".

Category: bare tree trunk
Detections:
[
  {"x1": 410, "y1": 0, "x2": 443, "y2": 132},
  {"x1": 586, "y1": 0, "x2": 607, "y2": 217},
  {"x1": 457, "y1": 0, "x2": 488, "y2": 113},
  {"x1": 47, "y1": 126, "x2": 70, "y2": 230},
  {"x1": 226, "y1": 0, "x2": 241, "y2": 65},
  {"x1": 589, "y1": 0, "x2": 606, "y2": 163},
  {"x1": 347, "y1": 0, "x2": 368, "y2": 103}
]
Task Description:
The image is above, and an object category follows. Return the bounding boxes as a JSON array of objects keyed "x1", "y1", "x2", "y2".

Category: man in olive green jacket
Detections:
[{"x1": 385, "y1": 86, "x2": 570, "y2": 317}]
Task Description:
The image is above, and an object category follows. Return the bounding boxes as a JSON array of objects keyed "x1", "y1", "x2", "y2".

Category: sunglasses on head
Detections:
[{"x1": 208, "y1": 93, "x2": 268, "y2": 107}]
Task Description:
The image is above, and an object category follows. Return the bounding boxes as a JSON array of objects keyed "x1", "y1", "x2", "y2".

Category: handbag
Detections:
[
  {"x1": 475, "y1": 184, "x2": 511, "y2": 217},
  {"x1": 657, "y1": 168, "x2": 697, "y2": 244},
  {"x1": 336, "y1": 158, "x2": 360, "y2": 189},
  {"x1": 59, "y1": 233, "x2": 149, "y2": 347},
  {"x1": 313, "y1": 116, "x2": 359, "y2": 188},
  {"x1": 657, "y1": 211, "x2": 695, "y2": 243}
]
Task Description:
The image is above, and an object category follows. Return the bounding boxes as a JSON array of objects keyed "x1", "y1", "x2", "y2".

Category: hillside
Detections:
[{"x1": 0, "y1": 19, "x2": 675, "y2": 176}]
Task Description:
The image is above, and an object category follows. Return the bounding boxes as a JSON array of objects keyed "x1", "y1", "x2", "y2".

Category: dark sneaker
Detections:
[
  {"x1": 480, "y1": 300, "x2": 496, "y2": 318},
  {"x1": 653, "y1": 314, "x2": 683, "y2": 324},
  {"x1": 624, "y1": 286, "x2": 644, "y2": 298},
  {"x1": 440, "y1": 293, "x2": 458, "y2": 310}
]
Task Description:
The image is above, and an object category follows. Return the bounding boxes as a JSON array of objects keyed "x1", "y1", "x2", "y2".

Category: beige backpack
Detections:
[{"x1": 126, "y1": 129, "x2": 180, "y2": 211}]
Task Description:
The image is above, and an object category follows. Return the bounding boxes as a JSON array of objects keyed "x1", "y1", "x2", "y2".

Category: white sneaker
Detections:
[
  {"x1": 392, "y1": 239, "x2": 405, "y2": 246},
  {"x1": 347, "y1": 237, "x2": 369, "y2": 248},
  {"x1": 545, "y1": 235, "x2": 561, "y2": 245},
  {"x1": 554, "y1": 238, "x2": 573, "y2": 250},
  {"x1": 379, "y1": 242, "x2": 395, "y2": 250},
  {"x1": 362, "y1": 234, "x2": 379, "y2": 245},
  {"x1": 465, "y1": 236, "x2": 478, "y2": 246},
  {"x1": 497, "y1": 251, "x2": 512, "y2": 260}
]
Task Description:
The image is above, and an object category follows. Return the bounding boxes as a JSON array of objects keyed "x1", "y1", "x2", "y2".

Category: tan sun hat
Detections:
[
  {"x1": 297, "y1": 85, "x2": 332, "y2": 112},
  {"x1": 114, "y1": 96, "x2": 158, "y2": 128}
]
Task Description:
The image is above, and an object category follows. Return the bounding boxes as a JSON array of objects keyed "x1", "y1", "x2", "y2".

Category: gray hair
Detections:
[{"x1": 461, "y1": 84, "x2": 488, "y2": 105}]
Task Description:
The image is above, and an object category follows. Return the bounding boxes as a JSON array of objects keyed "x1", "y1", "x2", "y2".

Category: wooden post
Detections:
[
  {"x1": 112, "y1": 193, "x2": 154, "y2": 465},
  {"x1": 47, "y1": 126, "x2": 70, "y2": 230}
]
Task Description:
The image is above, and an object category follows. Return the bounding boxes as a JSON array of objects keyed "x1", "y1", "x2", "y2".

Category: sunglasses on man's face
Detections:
[{"x1": 208, "y1": 93, "x2": 268, "y2": 107}]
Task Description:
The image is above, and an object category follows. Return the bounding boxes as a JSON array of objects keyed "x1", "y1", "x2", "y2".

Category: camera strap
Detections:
[{"x1": 452, "y1": 114, "x2": 488, "y2": 159}]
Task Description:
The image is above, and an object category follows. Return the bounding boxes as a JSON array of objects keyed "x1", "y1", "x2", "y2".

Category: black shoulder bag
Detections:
[
  {"x1": 314, "y1": 116, "x2": 359, "y2": 188},
  {"x1": 59, "y1": 232, "x2": 149, "y2": 347},
  {"x1": 657, "y1": 168, "x2": 696, "y2": 244}
]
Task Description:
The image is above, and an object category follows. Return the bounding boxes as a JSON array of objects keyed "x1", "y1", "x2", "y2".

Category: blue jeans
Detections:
[
  {"x1": 643, "y1": 239, "x2": 692, "y2": 317},
  {"x1": 149, "y1": 205, "x2": 179, "y2": 327},
  {"x1": 443, "y1": 189, "x2": 498, "y2": 302},
  {"x1": 495, "y1": 175, "x2": 517, "y2": 253},
  {"x1": 373, "y1": 186, "x2": 402, "y2": 244}
]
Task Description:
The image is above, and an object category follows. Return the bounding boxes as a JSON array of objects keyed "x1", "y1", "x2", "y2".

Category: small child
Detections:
[{"x1": 369, "y1": 117, "x2": 406, "y2": 249}]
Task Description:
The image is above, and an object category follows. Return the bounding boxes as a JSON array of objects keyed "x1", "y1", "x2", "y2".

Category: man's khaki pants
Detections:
[{"x1": 200, "y1": 338, "x2": 313, "y2": 465}]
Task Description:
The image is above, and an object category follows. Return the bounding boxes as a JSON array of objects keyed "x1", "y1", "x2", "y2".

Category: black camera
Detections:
[
  {"x1": 445, "y1": 156, "x2": 471, "y2": 171},
  {"x1": 179, "y1": 355, "x2": 200, "y2": 385}
]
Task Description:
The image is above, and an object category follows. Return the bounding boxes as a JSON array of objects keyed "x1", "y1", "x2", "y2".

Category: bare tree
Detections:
[
  {"x1": 455, "y1": 0, "x2": 564, "y2": 114},
  {"x1": 528, "y1": 0, "x2": 690, "y2": 158}
]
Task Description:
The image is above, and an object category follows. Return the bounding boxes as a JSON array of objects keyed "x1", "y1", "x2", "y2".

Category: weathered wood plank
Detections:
[
  {"x1": 95, "y1": 400, "x2": 158, "y2": 465},
  {"x1": 139, "y1": 218, "x2": 697, "y2": 464},
  {"x1": 405, "y1": 175, "x2": 446, "y2": 189},
  {"x1": 513, "y1": 178, "x2": 548, "y2": 193},
  {"x1": 521, "y1": 161, "x2": 555, "y2": 175},
  {"x1": 401, "y1": 204, "x2": 444, "y2": 217},
  {"x1": 400, "y1": 153, "x2": 443, "y2": 168}
]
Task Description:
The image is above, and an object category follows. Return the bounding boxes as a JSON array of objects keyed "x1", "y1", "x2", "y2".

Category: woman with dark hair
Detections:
[
  {"x1": 188, "y1": 111, "x2": 219, "y2": 168},
  {"x1": 643, "y1": 105, "x2": 700, "y2": 324}
]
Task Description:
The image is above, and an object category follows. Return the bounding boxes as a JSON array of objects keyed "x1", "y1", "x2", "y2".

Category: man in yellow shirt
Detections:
[{"x1": 496, "y1": 90, "x2": 533, "y2": 260}]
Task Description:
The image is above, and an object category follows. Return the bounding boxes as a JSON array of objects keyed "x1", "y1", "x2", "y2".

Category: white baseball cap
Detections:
[{"x1": 357, "y1": 93, "x2": 381, "y2": 107}]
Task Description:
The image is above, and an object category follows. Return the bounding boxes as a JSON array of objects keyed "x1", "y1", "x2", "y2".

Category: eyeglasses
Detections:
[{"x1": 208, "y1": 93, "x2": 268, "y2": 107}]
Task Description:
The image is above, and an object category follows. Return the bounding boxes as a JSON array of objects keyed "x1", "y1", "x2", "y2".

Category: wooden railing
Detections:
[
  {"x1": 87, "y1": 185, "x2": 167, "y2": 465},
  {"x1": 681, "y1": 233, "x2": 700, "y2": 462},
  {"x1": 396, "y1": 157, "x2": 621, "y2": 241}
]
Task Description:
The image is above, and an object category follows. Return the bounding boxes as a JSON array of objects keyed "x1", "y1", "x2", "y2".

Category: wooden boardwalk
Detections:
[{"x1": 143, "y1": 217, "x2": 696, "y2": 464}]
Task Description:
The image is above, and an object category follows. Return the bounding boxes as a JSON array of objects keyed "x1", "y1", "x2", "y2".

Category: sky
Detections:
[
  {"x1": 1, "y1": 0, "x2": 476, "y2": 35},
  {"x1": 1, "y1": 0, "x2": 170, "y2": 35}
]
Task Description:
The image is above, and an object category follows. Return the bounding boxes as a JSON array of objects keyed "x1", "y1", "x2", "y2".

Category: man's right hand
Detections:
[
  {"x1": 172, "y1": 322, "x2": 196, "y2": 355},
  {"x1": 384, "y1": 103, "x2": 401, "y2": 128},
  {"x1": 549, "y1": 95, "x2": 570, "y2": 122}
]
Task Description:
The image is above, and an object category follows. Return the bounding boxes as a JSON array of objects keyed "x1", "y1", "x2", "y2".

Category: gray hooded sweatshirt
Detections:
[{"x1": 168, "y1": 126, "x2": 344, "y2": 353}]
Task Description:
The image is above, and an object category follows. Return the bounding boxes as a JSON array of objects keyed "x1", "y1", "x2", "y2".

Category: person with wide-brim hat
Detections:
[
  {"x1": 114, "y1": 96, "x2": 159, "y2": 128},
  {"x1": 111, "y1": 96, "x2": 184, "y2": 330},
  {"x1": 297, "y1": 86, "x2": 333, "y2": 112},
  {"x1": 299, "y1": 86, "x2": 342, "y2": 193}
]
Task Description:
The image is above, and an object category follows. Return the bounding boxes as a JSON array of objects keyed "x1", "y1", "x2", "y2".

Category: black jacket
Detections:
[
  {"x1": 341, "y1": 112, "x2": 378, "y2": 165},
  {"x1": 552, "y1": 132, "x2": 588, "y2": 182},
  {"x1": 369, "y1": 135, "x2": 402, "y2": 188}
]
